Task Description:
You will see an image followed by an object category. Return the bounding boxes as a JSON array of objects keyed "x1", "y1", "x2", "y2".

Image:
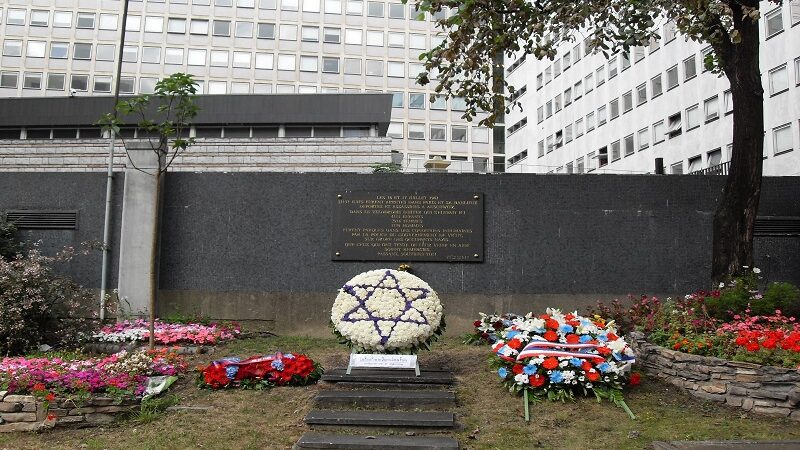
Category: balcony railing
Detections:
[{"x1": 691, "y1": 161, "x2": 730, "y2": 175}]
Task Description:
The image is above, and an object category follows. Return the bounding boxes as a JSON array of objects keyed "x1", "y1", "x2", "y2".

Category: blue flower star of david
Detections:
[{"x1": 341, "y1": 270, "x2": 431, "y2": 345}]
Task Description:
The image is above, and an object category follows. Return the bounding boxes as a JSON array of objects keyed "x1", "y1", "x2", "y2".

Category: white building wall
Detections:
[
  {"x1": 506, "y1": 1, "x2": 800, "y2": 176},
  {"x1": 0, "y1": 0, "x2": 494, "y2": 170}
]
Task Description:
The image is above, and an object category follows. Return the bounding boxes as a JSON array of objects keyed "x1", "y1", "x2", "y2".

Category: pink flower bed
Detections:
[
  {"x1": 93, "y1": 319, "x2": 240, "y2": 345},
  {"x1": 0, "y1": 349, "x2": 187, "y2": 397}
]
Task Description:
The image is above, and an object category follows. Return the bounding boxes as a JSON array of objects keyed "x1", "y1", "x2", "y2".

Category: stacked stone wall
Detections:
[
  {"x1": 0, "y1": 392, "x2": 139, "y2": 432},
  {"x1": 629, "y1": 332, "x2": 800, "y2": 420}
]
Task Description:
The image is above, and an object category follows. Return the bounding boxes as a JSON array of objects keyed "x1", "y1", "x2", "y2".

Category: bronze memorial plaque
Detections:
[{"x1": 332, "y1": 191, "x2": 484, "y2": 262}]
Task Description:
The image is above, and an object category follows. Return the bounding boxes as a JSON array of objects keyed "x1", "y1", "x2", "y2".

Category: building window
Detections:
[
  {"x1": 368, "y1": 1, "x2": 384, "y2": 17},
  {"x1": 325, "y1": 0, "x2": 342, "y2": 14},
  {"x1": 575, "y1": 118, "x2": 584, "y2": 137},
  {"x1": 596, "y1": 66, "x2": 605, "y2": 86},
  {"x1": 387, "y1": 61, "x2": 404, "y2": 77},
  {"x1": 448, "y1": 126, "x2": 465, "y2": 142},
  {"x1": 165, "y1": 48, "x2": 184, "y2": 65},
  {"x1": 47, "y1": 73, "x2": 66, "y2": 91},
  {"x1": 651, "y1": 74, "x2": 662, "y2": 97},
  {"x1": 586, "y1": 112, "x2": 595, "y2": 132},
  {"x1": 140, "y1": 47, "x2": 160, "y2": 64},
  {"x1": 573, "y1": 44, "x2": 581, "y2": 62},
  {"x1": 554, "y1": 94, "x2": 562, "y2": 113},
  {"x1": 347, "y1": 0, "x2": 364, "y2": 15},
  {"x1": 537, "y1": 140, "x2": 545, "y2": 157},
  {"x1": 546, "y1": 135, "x2": 554, "y2": 153},
  {"x1": 637, "y1": 127, "x2": 649, "y2": 150},
  {"x1": 322, "y1": 57, "x2": 340, "y2": 73},
  {"x1": 26, "y1": 41, "x2": 46, "y2": 58},
  {"x1": 30, "y1": 10, "x2": 50, "y2": 27},
  {"x1": 236, "y1": 22, "x2": 254, "y2": 38},
  {"x1": 73, "y1": 43, "x2": 92, "y2": 60},
  {"x1": 610, "y1": 140, "x2": 621, "y2": 161},
  {"x1": 282, "y1": 0, "x2": 299, "y2": 10},
  {"x1": 280, "y1": 24, "x2": 298, "y2": 41},
  {"x1": 187, "y1": 49, "x2": 206, "y2": 65},
  {"x1": 49, "y1": 42, "x2": 70, "y2": 59},
  {"x1": 367, "y1": 30, "x2": 384, "y2": 47},
  {"x1": 796, "y1": 57, "x2": 800, "y2": 86},
  {"x1": 683, "y1": 55, "x2": 697, "y2": 80},
  {"x1": 765, "y1": 7, "x2": 784, "y2": 38},
  {"x1": 387, "y1": 122, "x2": 403, "y2": 138},
  {"x1": 633, "y1": 46, "x2": 645, "y2": 63},
  {"x1": 667, "y1": 112, "x2": 682, "y2": 137},
  {"x1": 671, "y1": 162, "x2": 683, "y2": 174},
  {"x1": 586, "y1": 151, "x2": 596, "y2": 171},
  {"x1": 555, "y1": 130, "x2": 563, "y2": 148},
  {"x1": 233, "y1": 52, "x2": 251, "y2": 68},
  {"x1": 704, "y1": 96, "x2": 719, "y2": 122},
  {"x1": 258, "y1": 23, "x2": 276, "y2": 39},
  {"x1": 23, "y1": 72, "x2": 42, "y2": 90},
  {"x1": 119, "y1": 77, "x2": 135, "y2": 94},
  {"x1": 574, "y1": 80, "x2": 583, "y2": 99},
  {"x1": 126, "y1": 15, "x2": 141, "y2": 31},
  {"x1": 301, "y1": 26, "x2": 319, "y2": 42},
  {"x1": 389, "y1": 3, "x2": 405, "y2": 19},
  {"x1": 608, "y1": 56, "x2": 618, "y2": 79},
  {"x1": 597, "y1": 105, "x2": 607, "y2": 126},
  {"x1": 598, "y1": 146, "x2": 608, "y2": 167},
  {"x1": 71, "y1": 74, "x2": 89, "y2": 92},
  {"x1": 768, "y1": 64, "x2": 788, "y2": 95},
  {"x1": 430, "y1": 125, "x2": 446, "y2": 141},
  {"x1": 93, "y1": 76, "x2": 112, "y2": 93},
  {"x1": 564, "y1": 87, "x2": 572, "y2": 106},
  {"x1": 792, "y1": 0, "x2": 800, "y2": 26},
  {"x1": 76, "y1": 13, "x2": 96, "y2": 29},
  {"x1": 688, "y1": 155, "x2": 702, "y2": 173},
  {"x1": 707, "y1": 148, "x2": 722, "y2": 167},
  {"x1": 636, "y1": 83, "x2": 647, "y2": 106},
  {"x1": 648, "y1": 36, "x2": 660, "y2": 53},
  {"x1": 545, "y1": 100, "x2": 553, "y2": 118},
  {"x1": 344, "y1": 58, "x2": 361, "y2": 75},
  {"x1": 472, "y1": 127, "x2": 489, "y2": 143},
  {"x1": 584, "y1": 73, "x2": 593, "y2": 93},
  {"x1": 565, "y1": 124, "x2": 573, "y2": 143},
  {"x1": 701, "y1": 46, "x2": 713, "y2": 72},
  {"x1": 6, "y1": 9, "x2": 27, "y2": 26},
  {"x1": 563, "y1": 52, "x2": 571, "y2": 70},
  {"x1": 53, "y1": 11, "x2": 72, "y2": 28},
  {"x1": 666, "y1": 65, "x2": 679, "y2": 90},
  {"x1": 623, "y1": 134, "x2": 634, "y2": 156},
  {"x1": 621, "y1": 53, "x2": 631, "y2": 71},
  {"x1": 277, "y1": 54, "x2": 296, "y2": 71},
  {"x1": 387, "y1": 32, "x2": 404, "y2": 48},
  {"x1": 609, "y1": 99, "x2": 620, "y2": 120},
  {"x1": 664, "y1": 21, "x2": 677, "y2": 42},
  {"x1": 3, "y1": 41, "x2": 22, "y2": 57},
  {"x1": 190, "y1": 19, "x2": 209, "y2": 35},
  {"x1": 255, "y1": 53, "x2": 274, "y2": 69},
  {"x1": 168, "y1": 18, "x2": 186, "y2": 33},
  {"x1": 145, "y1": 16, "x2": 163, "y2": 33},
  {"x1": 452, "y1": 97, "x2": 467, "y2": 111},
  {"x1": 653, "y1": 120, "x2": 665, "y2": 144},
  {"x1": 0, "y1": 72, "x2": 18, "y2": 88},
  {"x1": 576, "y1": 157, "x2": 584, "y2": 173},
  {"x1": 686, "y1": 105, "x2": 700, "y2": 131},
  {"x1": 408, "y1": 123, "x2": 425, "y2": 140},
  {"x1": 408, "y1": 93, "x2": 425, "y2": 109},
  {"x1": 323, "y1": 27, "x2": 341, "y2": 43},
  {"x1": 724, "y1": 90, "x2": 733, "y2": 114},
  {"x1": 366, "y1": 60, "x2": 383, "y2": 76},
  {"x1": 773, "y1": 123, "x2": 793, "y2": 155}
]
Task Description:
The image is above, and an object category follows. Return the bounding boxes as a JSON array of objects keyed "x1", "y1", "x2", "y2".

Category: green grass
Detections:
[{"x1": 2, "y1": 336, "x2": 799, "y2": 450}]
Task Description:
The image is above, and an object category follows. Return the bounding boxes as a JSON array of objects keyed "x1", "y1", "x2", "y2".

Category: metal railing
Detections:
[{"x1": 691, "y1": 161, "x2": 730, "y2": 175}]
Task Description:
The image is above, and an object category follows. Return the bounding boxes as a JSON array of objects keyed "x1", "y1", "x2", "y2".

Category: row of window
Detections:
[
  {"x1": 0, "y1": 125, "x2": 376, "y2": 140},
  {"x1": 534, "y1": 56, "x2": 800, "y2": 134},
  {"x1": 515, "y1": 2, "x2": 800, "y2": 82},
  {"x1": 0, "y1": 1, "x2": 450, "y2": 25},
  {"x1": 386, "y1": 122, "x2": 490, "y2": 144},
  {"x1": 1, "y1": 40, "x2": 436, "y2": 78},
  {"x1": 1, "y1": 21, "x2": 444, "y2": 50},
  {"x1": 536, "y1": 117, "x2": 795, "y2": 173}
]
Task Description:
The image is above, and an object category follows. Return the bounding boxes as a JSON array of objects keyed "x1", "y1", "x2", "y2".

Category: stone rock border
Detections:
[
  {"x1": 83, "y1": 342, "x2": 215, "y2": 355},
  {"x1": 0, "y1": 391, "x2": 140, "y2": 432},
  {"x1": 628, "y1": 332, "x2": 800, "y2": 421}
]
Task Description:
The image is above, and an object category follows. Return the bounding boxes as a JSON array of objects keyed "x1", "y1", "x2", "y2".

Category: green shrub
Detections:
[
  {"x1": 762, "y1": 282, "x2": 800, "y2": 319},
  {"x1": 0, "y1": 215, "x2": 22, "y2": 260},
  {"x1": 0, "y1": 246, "x2": 98, "y2": 355}
]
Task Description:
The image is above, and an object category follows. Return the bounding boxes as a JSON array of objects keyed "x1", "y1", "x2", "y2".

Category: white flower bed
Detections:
[{"x1": 331, "y1": 269, "x2": 444, "y2": 353}]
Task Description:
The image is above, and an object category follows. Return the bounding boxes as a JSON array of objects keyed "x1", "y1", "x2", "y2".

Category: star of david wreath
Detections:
[{"x1": 331, "y1": 269, "x2": 446, "y2": 353}]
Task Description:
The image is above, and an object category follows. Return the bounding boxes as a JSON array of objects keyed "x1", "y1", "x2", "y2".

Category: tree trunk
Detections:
[
  {"x1": 148, "y1": 170, "x2": 162, "y2": 349},
  {"x1": 711, "y1": 6, "x2": 764, "y2": 282}
]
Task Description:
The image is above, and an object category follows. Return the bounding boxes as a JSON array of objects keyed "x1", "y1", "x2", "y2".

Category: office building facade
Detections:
[
  {"x1": 505, "y1": 1, "x2": 800, "y2": 176},
  {"x1": 0, "y1": 0, "x2": 497, "y2": 172}
]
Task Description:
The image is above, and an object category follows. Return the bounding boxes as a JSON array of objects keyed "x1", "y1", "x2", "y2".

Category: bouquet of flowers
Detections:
[
  {"x1": 463, "y1": 312, "x2": 523, "y2": 345},
  {"x1": 93, "y1": 319, "x2": 240, "y2": 345},
  {"x1": 198, "y1": 352, "x2": 323, "y2": 389},
  {"x1": 331, "y1": 269, "x2": 445, "y2": 353},
  {"x1": 476, "y1": 308, "x2": 637, "y2": 419},
  {"x1": 0, "y1": 349, "x2": 187, "y2": 398}
]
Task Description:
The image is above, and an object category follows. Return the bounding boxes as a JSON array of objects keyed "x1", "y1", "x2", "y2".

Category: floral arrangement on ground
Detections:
[
  {"x1": 588, "y1": 267, "x2": 800, "y2": 369},
  {"x1": 198, "y1": 352, "x2": 323, "y2": 389},
  {"x1": 0, "y1": 348, "x2": 187, "y2": 400},
  {"x1": 93, "y1": 319, "x2": 240, "y2": 346},
  {"x1": 331, "y1": 269, "x2": 445, "y2": 353},
  {"x1": 470, "y1": 308, "x2": 639, "y2": 419}
]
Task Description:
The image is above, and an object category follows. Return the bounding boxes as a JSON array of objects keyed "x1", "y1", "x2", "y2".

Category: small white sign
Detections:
[{"x1": 349, "y1": 353, "x2": 417, "y2": 370}]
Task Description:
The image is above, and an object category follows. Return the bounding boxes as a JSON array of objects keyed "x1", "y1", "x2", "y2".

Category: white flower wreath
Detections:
[{"x1": 331, "y1": 269, "x2": 445, "y2": 353}]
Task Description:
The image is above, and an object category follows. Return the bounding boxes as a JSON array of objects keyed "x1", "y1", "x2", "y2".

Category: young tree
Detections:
[
  {"x1": 412, "y1": 0, "x2": 777, "y2": 281},
  {"x1": 98, "y1": 73, "x2": 199, "y2": 348}
]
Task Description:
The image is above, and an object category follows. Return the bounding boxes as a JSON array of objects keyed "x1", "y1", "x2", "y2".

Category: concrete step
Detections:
[
  {"x1": 313, "y1": 390, "x2": 455, "y2": 410},
  {"x1": 304, "y1": 410, "x2": 455, "y2": 428},
  {"x1": 322, "y1": 369, "x2": 454, "y2": 386},
  {"x1": 294, "y1": 432, "x2": 459, "y2": 449}
]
